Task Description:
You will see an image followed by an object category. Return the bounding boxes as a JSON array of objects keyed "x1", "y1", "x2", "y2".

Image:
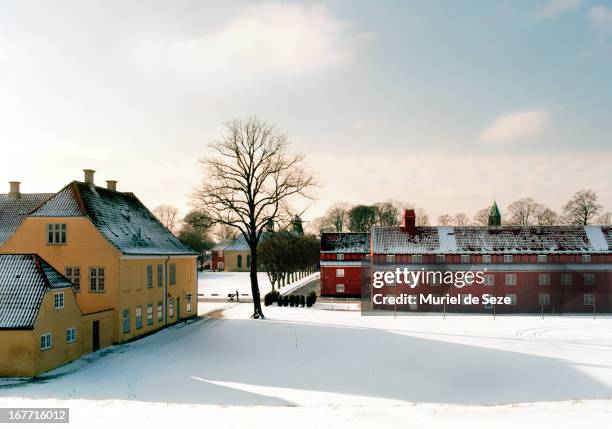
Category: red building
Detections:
[
  {"x1": 321, "y1": 207, "x2": 612, "y2": 314},
  {"x1": 320, "y1": 233, "x2": 370, "y2": 297}
]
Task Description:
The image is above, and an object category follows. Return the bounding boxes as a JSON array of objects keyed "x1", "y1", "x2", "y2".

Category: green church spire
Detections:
[{"x1": 488, "y1": 200, "x2": 501, "y2": 226}]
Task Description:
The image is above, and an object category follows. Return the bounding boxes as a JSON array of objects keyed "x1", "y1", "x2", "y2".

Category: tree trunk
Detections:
[{"x1": 249, "y1": 246, "x2": 264, "y2": 319}]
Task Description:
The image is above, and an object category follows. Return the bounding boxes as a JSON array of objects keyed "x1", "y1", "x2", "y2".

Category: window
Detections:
[
  {"x1": 146, "y1": 265, "x2": 153, "y2": 288},
  {"x1": 147, "y1": 304, "x2": 153, "y2": 325},
  {"x1": 584, "y1": 274, "x2": 595, "y2": 286},
  {"x1": 561, "y1": 274, "x2": 573, "y2": 286},
  {"x1": 246, "y1": 255, "x2": 251, "y2": 268},
  {"x1": 66, "y1": 327, "x2": 76, "y2": 343},
  {"x1": 89, "y1": 267, "x2": 105, "y2": 292},
  {"x1": 218, "y1": 250, "x2": 223, "y2": 257},
  {"x1": 186, "y1": 294, "x2": 192, "y2": 313},
  {"x1": 169, "y1": 263, "x2": 176, "y2": 284},
  {"x1": 54, "y1": 292, "x2": 64, "y2": 309},
  {"x1": 136, "y1": 306, "x2": 143, "y2": 329},
  {"x1": 505, "y1": 294, "x2": 517, "y2": 305},
  {"x1": 65, "y1": 267, "x2": 81, "y2": 291},
  {"x1": 582, "y1": 254, "x2": 591, "y2": 263},
  {"x1": 122, "y1": 309, "x2": 130, "y2": 333},
  {"x1": 237, "y1": 255, "x2": 243, "y2": 268},
  {"x1": 40, "y1": 333, "x2": 52, "y2": 350},
  {"x1": 505, "y1": 274, "x2": 517, "y2": 286},
  {"x1": 538, "y1": 294, "x2": 550, "y2": 306},
  {"x1": 460, "y1": 254, "x2": 470, "y2": 264},
  {"x1": 157, "y1": 301, "x2": 163, "y2": 321},
  {"x1": 584, "y1": 293, "x2": 594, "y2": 306},
  {"x1": 482, "y1": 254, "x2": 491, "y2": 263},
  {"x1": 412, "y1": 254, "x2": 423, "y2": 264},
  {"x1": 47, "y1": 223, "x2": 67, "y2": 244},
  {"x1": 538, "y1": 273, "x2": 550, "y2": 286},
  {"x1": 503, "y1": 254, "x2": 513, "y2": 263},
  {"x1": 337, "y1": 253, "x2": 344, "y2": 260},
  {"x1": 336, "y1": 268, "x2": 345, "y2": 277},
  {"x1": 435, "y1": 254, "x2": 445, "y2": 264},
  {"x1": 336, "y1": 284, "x2": 345, "y2": 293},
  {"x1": 484, "y1": 275, "x2": 494, "y2": 286},
  {"x1": 157, "y1": 264, "x2": 163, "y2": 287},
  {"x1": 385, "y1": 255, "x2": 395, "y2": 263},
  {"x1": 168, "y1": 298, "x2": 175, "y2": 318},
  {"x1": 537, "y1": 254, "x2": 547, "y2": 263}
]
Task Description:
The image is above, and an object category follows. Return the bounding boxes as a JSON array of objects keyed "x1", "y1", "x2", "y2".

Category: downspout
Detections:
[{"x1": 164, "y1": 255, "x2": 171, "y2": 326}]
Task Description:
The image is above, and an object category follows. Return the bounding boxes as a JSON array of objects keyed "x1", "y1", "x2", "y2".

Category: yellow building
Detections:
[
  {"x1": 0, "y1": 254, "x2": 114, "y2": 377},
  {"x1": 0, "y1": 171, "x2": 198, "y2": 371},
  {"x1": 212, "y1": 235, "x2": 252, "y2": 272}
]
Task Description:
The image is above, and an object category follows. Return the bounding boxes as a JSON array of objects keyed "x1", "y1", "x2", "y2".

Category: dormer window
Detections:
[{"x1": 47, "y1": 223, "x2": 67, "y2": 244}]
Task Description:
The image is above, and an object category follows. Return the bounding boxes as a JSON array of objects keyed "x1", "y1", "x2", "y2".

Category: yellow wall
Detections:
[
  {"x1": 0, "y1": 330, "x2": 34, "y2": 377},
  {"x1": 222, "y1": 250, "x2": 252, "y2": 272},
  {"x1": 1, "y1": 216, "x2": 197, "y2": 345}
]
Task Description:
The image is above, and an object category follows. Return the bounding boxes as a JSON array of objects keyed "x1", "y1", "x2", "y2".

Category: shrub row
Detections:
[{"x1": 264, "y1": 290, "x2": 317, "y2": 308}]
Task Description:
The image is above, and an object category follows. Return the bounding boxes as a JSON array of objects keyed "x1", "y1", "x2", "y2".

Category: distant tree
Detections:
[
  {"x1": 177, "y1": 210, "x2": 214, "y2": 269},
  {"x1": 507, "y1": 198, "x2": 539, "y2": 225},
  {"x1": 153, "y1": 204, "x2": 180, "y2": 234},
  {"x1": 348, "y1": 205, "x2": 378, "y2": 232},
  {"x1": 596, "y1": 212, "x2": 611, "y2": 225},
  {"x1": 213, "y1": 224, "x2": 239, "y2": 242},
  {"x1": 374, "y1": 201, "x2": 400, "y2": 226},
  {"x1": 325, "y1": 203, "x2": 350, "y2": 232},
  {"x1": 438, "y1": 214, "x2": 452, "y2": 226},
  {"x1": 473, "y1": 208, "x2": 490, "y2": 226},
  {"x1": 454, "y1": 213, "x2": 469, "y2": 226},
  {"x1": 415, "y1": 208, "x2": 430, "y2": 226},
  {"x1": 193, "y1": 117, "x2": 315, "y2": 319},
  {"x1": 534, "y1": 205, "x2": 558, "y2": 226},
  {"x1": 562, "y1": 190, "x2": 602, "y2": 225},
  {"x1": 306, "y1": 216, "x2": 333, "y2": 236}
]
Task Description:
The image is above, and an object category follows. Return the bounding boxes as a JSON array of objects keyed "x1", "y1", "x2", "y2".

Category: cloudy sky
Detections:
[{"x1": 1, "y1": 0, "x2": 611, "y2": 223}]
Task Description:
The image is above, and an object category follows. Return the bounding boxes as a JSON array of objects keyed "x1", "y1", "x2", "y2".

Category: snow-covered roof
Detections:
[
  {"x1": 30, "y1": 182, "x2": 197, "y2": 256},
  {"x1": 371, "y1": 225, "x2": 611, "y2": 254},
  {"x1": 321, "y1": 233, "x2": 370, "y2": 253},
  {"x1": 0, "y1": 193, "x2": 53, "y2": 246},
  {"x1": 223, "y1": 234, "x2": 250, "y2": 251},
  {"x1": 0, "y1": 254, "x2": 73, "y2": 329}
]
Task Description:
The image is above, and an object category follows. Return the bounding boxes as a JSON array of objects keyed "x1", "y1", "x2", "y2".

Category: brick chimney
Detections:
[
  {"x1": 401, "y1": 209, "x2": 417, "y2": 234},
  {"x1": 106, "y1": 180, "x2": 117, "y2": 191},
  {"x1": 8, "y1": 181, "x2": 21, "y2": 199},
  {"x1": 83, "y1": 169, "x2": 95, "y2": 185}
]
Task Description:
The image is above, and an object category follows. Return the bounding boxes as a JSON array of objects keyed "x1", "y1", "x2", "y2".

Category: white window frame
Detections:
[
  {"x1": 54, "y1": 292, "x2": 64, "y2": 309},
  {"x1": 584, "y1": 293, "x2": 594, "y2": 306},
  {"x1": 157, "y1": 264, "x2": 163, "y2": 287},
  {"x1": 157, "y1": 301, "x2": 163, "y2": 321},
  {"x1": 46, "y1": 223, "x2": 67, "y2": 244},
  {"x1": 482, "y1": 254, "x2": 491, "y2": 263},
  {"x1": 537, "y1": 254, "x2": 547, "y2": 263},
  {"x1": 484, "y1": 275, "x2": 494, "y2": 286},
  {"x1": 538, "y1": 273, "x2": 550, "y2": 286},
  {"x1": 538, "y1": 293, "x2": 551, "y2": 306},
  {"x1": 385, "y1": 254, "x2": 395, "y2": 263},
  {"x1": 135, "y1": 306, "x2": 143, "y2": 329},
  {"x1": 503, "y1": 254, "x2": 513, "y2": 263},
  {"x1": 435, "y1": 254, "x2": 445, "y2": 264},
  {"x1": 584, "y1": 273, "x2": 595, "y2": 286},
  {"x1": 336, "y1": 268, "x2": 345, "y2": 278},
  {"x1": 505, "y1": 274, "x2": 516, "y2": 286},
  {"x1": 412, "y1": 254, "x2": 423, "y2": 264},
  {"x1": 460, "y1": 254, "x2": 470, "y2": 264},
  {"x1": 65, "y1": 266, "x2": 81, "y2": 291},
  {"x1": 40, "y1": 333, "x2": 52, "y2": 350},
  {"x1": 582, "y1": 254, "x2": 591, "y2": 263},
  {"x1": 168, "y1": 298, "x2": 175, "y2": 318},
  {"x1": 505, "y1": 294, "x2": 517, "y2": 305},
  {"x1": 561, "y1": 273, "x2": 572, "y2": 286},
  {"x1": 89, "y1": 267, "x2": 105, "y2": 292},
  {"x1": 66, "y1": 327, "x2": 77, "y2": 343},
  {"x1": 336, "y1": 284, "x2": 345, "y2": 293},
  {"x1": 146, "y1": 265, "x2": 153, "y2": 288},
  {"x1": 169, "y1": 263, "x2": 176, "y2": 285},
  {"x1": 336, "y1": 253, "x2": 344, "y2": 261},
  {"x1": 147, "y1": 304, "x2": 154, "y2": 325},
  {"x1": 186, "y1": 294, "x2": 192, "y2": 313}
]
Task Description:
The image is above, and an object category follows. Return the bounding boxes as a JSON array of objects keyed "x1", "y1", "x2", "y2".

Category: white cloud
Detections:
[
  {"x1": 479, "y1": 109, "x2": 552, "y2": 144},
  {"x1": 537, "y1": 0, "x2": 583, "y2": 18},
  {"x1": 137, "y1": 3, "x2": 361, "y2": 80},
  {"x1": 588, "y1": 5, "x2": 612, "y2": 28}
]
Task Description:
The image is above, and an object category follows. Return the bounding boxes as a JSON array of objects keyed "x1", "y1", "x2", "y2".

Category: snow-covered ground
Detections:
[
  {"x1": 197, "y1": 271, "x2": 318, "y2": 299},
  {"x1": 2, "y1": 302, "x2": 612, "y2": 427}
]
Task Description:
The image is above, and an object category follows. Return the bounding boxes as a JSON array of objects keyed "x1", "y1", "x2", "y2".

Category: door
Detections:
[
  {"x1": 176, "y1": 297, "x2": 180, "y2": 320},
  {"x1": 92, "y1": 320, "x2": 100, "y2": 352}
]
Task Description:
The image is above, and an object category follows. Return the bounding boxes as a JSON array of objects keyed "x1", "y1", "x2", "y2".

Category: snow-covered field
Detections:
[
  {"x1": 198, "y1": 271, "x2": 318, "y2": 299},
  {"x1": 2, "y1": 301, "x2": 612, "y2": 427}
]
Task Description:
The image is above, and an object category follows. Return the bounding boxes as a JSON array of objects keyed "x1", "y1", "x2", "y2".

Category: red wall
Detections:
[
  {"x1": 212, "y1": 251, "x2": 224, "y2": 271},
  {"x1": 321, "y1": 266, "x2": 363, "y2": 297}
]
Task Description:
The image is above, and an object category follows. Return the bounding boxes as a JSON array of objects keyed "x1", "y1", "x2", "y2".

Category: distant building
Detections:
[
  {"x1": 211, "y1": 235, "x2": 252, "y2": 272},
  {"x1": 320, "y1": 205, "x2": 612, "y2": 313},
  {"x1": 0, "y1": 170, "x2": 198, "y2": 375},
  {"x1": 320, "y1": 233, "x2": 370, "y2": 297}
]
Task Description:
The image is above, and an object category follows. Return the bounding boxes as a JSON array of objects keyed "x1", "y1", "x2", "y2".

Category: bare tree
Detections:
[
  {"x1": 473, "y1": 208, "x2": 490, "y2": 226},
  {"x1": 437, "y1": 214, "x2": 452, "y2": 226},
  {"x1": 325, "y1": 203, "x2": 350, "y2": 232},
  {"x1": 415, "y1": 208, "x2": 430, "y2": 226},
  {"x1": 562, "y1": 189, "x2": 602, "y2": 225},
  {"x1": 454, "y1": 213, "x2": 469, "y2": 226},
  {"x1": 193, "y1": 117, "x2": 315, "y2": 318},
  {"x1": 213, "y1": 224, "x2": 239, "y2": 242},
  {"x1": 534, "y1": 205, "x2": 558, "y2": 226},
  {"x1": 507, "y1": 197, "x2": 538, "y2": 226},
  {"x1": 153, "y1": 204, "x2": 180, "y2": 234},
  {"x1": 596, "y1": 212, "x2": 611, "y2": 225}
]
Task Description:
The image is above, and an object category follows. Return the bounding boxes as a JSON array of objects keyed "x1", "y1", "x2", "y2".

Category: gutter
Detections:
[{"x1": 164, "y1": 255, "x2": 170, "y2": 326}]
